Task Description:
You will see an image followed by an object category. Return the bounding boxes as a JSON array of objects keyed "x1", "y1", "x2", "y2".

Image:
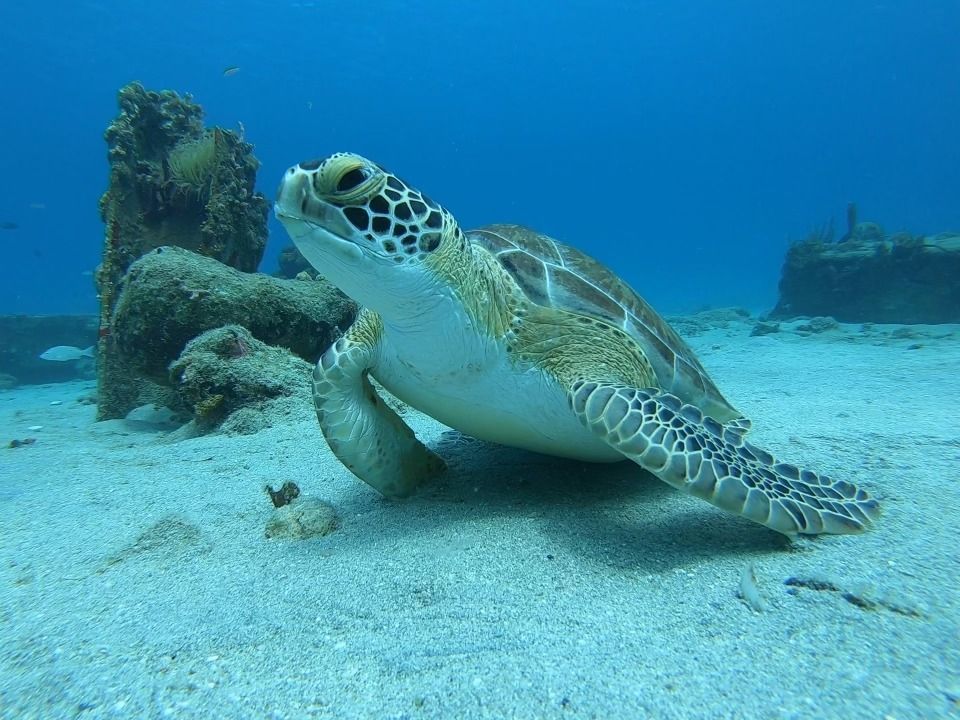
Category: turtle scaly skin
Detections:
[{"x1": 275, "y1": 153, "x2": 879, "y2": 536}]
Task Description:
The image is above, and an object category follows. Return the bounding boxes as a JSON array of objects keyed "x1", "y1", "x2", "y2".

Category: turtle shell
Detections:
[{"x1": 469, "y1": 223, "x2": 742, "y2": 423}]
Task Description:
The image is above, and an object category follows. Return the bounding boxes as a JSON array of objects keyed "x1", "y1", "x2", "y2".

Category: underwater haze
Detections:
[
  {"x1": 1, "y1": 1, "x2": 958, "y2": 314},
  {"x1": 4, "y1": 3, "x2": 960, "y2": 719}
]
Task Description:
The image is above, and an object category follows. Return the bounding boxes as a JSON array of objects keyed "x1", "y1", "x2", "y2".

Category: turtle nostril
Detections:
[
  {"x1": 298, "y1": 158, "x2": 323, "y2": 171},
  {"x1": 275, "y1": 171, "x2": 310, "y2": 210}
]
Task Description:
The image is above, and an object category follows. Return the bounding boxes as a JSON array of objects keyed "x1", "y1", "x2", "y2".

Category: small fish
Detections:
[
  {"x1": 28, "y1": 202, "x2": 46, "y2": 210},
  {"x1": 0, "y1": 221, "x2": 18, "y2": 230},
  {"x1": 39, "y1": 345, "x2": 95, "y2": 362},
  {"x1": 124, "y1": 403, "x2": 183, "y2": 431},
  {"x1": 222, "y1": 66, "x2": 241, "y2": 77}
]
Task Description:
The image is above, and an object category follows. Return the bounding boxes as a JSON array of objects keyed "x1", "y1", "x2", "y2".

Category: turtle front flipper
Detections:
[
  {"x1": 313, "y1": 310, "x2": 446, "y2": 497},
  {"x1": 569, "y1": 381, "x2": 879, "y2": 536}
]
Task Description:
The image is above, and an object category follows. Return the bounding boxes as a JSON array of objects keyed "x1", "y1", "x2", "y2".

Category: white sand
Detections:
[{"x1": 1, "y1": 322, "x2": 958, "y2": 719}]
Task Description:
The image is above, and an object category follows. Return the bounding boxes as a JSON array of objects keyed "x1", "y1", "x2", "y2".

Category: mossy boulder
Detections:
[{"x1": 104, "y1": 246, "x2": 356, "y2": 418}]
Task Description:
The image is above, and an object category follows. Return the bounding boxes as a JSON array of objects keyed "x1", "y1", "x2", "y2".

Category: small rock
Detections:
[
  {"x1": 750, "y1": 321, "x2": 780, "y2": 337},
  {"x1": 265, "y1": 497, "x2": 339, "y2": 540},
  {"x1": 891, "y1": 326, "x2": 918, "y2": 339},
  {"x1": 796, "y1": 316, "x2": 839, "y2": 333}
]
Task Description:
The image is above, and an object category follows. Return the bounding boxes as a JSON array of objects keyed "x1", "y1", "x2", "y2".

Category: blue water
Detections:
[{"x1": 1, "y1": 0, "x2": 957, "y2": 315}]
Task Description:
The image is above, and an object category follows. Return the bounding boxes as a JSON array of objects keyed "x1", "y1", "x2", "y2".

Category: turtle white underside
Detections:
[{"x1": 370, "y1": 295, "x2": 622, "y2": 463}]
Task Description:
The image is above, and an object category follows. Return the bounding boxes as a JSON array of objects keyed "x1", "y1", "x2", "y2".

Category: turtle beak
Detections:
[
  {"x1": 274, "y1": 166, "x2": 353, "y2": 240},
  {"x1": 274, "y1": 166, "x2": 311, "y2": 221}
]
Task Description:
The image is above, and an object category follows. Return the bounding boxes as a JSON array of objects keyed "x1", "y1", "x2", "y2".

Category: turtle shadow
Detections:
[{"x1": 343, "y1": 431, "x2": 789, "y2": 573}]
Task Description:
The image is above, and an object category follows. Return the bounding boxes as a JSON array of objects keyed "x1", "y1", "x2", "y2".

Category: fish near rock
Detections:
[{"x1": 39, "y1": 345, "x2": 95, "y2": 362}]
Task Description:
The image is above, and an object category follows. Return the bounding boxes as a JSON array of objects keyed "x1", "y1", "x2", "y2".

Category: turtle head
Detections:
[{"x1": 275, "y1": 153, "x2": 467, "y2": 314}]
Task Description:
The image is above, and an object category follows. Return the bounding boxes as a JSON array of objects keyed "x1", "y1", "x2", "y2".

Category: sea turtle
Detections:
[{"x1": 274, "y1": 152, "x2": 879, "y2": 536}]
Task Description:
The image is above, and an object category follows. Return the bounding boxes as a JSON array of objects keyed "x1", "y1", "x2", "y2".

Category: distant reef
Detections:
[{"x1": 771, "y1": 210, "x2": 960, "y2": 324}]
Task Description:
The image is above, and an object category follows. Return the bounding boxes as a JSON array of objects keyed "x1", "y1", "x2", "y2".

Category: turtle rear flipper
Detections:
[{"x1": 569, "y1": 381, "x2": 879, "y2": 536}]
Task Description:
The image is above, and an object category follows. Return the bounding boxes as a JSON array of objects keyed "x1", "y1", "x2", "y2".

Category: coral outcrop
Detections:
[
  {"x1": 276, "y1": 243, "x2": 314, "y2": 279},
  {"x1": 96, "y1": 83, "x2": 269, "y2": 418}
]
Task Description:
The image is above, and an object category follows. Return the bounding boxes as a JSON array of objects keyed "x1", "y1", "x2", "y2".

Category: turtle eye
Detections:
[
  {"x1": 317, "y1": 156, "x2": 386, "y2": 204},
  {"x1": 336, "y1": 167, "x2": 369, "y2": 193}
]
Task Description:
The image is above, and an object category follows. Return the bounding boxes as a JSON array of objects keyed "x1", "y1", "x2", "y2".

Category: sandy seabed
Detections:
[{"x1": 1, "y1": 320, "x2": 958, "y2": 719}]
